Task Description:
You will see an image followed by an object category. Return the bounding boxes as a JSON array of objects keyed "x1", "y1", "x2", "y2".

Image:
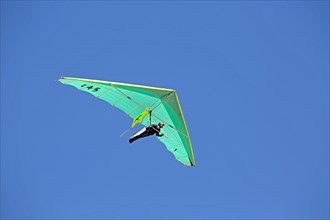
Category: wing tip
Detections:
[{"x1": 185, "y1": 158, "x2": 196, "y2": 167}]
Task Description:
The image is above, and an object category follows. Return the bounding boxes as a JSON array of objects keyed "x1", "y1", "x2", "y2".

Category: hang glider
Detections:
[{"x1": 59, "y1": 77, "x2": 195, "y2": 166}]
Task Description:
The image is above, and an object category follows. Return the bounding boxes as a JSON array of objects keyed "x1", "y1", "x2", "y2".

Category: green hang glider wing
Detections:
[{"x1": 59, "y1": 77, "x2": 196, "y2": 166}]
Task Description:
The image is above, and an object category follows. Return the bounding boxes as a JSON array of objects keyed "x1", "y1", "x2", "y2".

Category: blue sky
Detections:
[{"x1": 1, "y1": 1, "x2": 329, "y2": 219}]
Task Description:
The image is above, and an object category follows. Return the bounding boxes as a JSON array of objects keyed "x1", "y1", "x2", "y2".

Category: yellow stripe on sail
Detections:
[{"x1": 131, "y1": 108, "x2": 150, "y2": 128}]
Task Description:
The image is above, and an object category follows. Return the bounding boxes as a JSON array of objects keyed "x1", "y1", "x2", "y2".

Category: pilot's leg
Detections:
[{"x1": 129, "y1": 127, "x2": 148, "y2": 143}]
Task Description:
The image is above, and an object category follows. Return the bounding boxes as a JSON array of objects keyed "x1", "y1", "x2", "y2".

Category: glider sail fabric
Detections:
[
  {"x1": 59, "y1": 77, "x2": 195, "y2": 166},
  {"x1": 131, "y1": 108, "x2": 150, "y2": 128}
]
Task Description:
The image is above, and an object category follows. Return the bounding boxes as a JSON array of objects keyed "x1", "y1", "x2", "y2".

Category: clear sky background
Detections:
[{"x1": 1, "y1": 1, "x2": 329, "y2": 219}]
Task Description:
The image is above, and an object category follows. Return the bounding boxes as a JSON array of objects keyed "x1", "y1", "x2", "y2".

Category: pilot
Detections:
[{"x1": 129, "y1": 122, "x2": 164, "y2": 143}]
